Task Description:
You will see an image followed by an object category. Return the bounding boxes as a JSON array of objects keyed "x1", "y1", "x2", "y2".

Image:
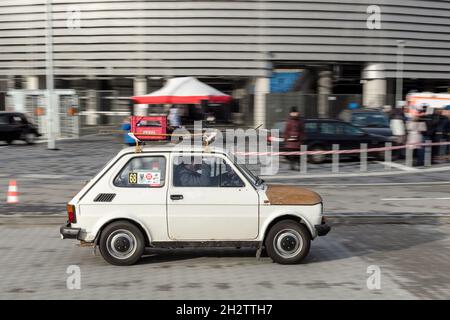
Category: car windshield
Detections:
[{"x1": 352, "y1": 113, "x2": 389, "y2": 128}]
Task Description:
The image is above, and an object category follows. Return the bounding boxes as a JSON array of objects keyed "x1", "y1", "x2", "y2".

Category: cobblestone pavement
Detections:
[{"x1": 0, "y1": 222, "x2": 449, "y2": 299}]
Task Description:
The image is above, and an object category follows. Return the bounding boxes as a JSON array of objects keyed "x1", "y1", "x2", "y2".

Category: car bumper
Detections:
[
  {"x1": 60, "y1": 223, "x2": 81, "y2": 240},
  {"x1": 314, "y1": 222, "x2": 331, "y2": 236}
]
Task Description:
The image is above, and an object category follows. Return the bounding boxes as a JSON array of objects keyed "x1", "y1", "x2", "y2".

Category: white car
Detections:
[{"x1": 60, "y1": 145, "x2": 330, "y2": 265}]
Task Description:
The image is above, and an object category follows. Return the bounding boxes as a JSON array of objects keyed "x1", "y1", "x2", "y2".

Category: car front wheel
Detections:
[
  {"x1": 265, "y1": 220, "x2": 310, "y2": 264},
  {"x1": 99, "y1": 221, "x2": 145, "y2": 266}
]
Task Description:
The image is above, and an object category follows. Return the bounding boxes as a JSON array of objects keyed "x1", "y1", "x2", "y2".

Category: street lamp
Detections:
[
  {"x1": 45, "y1": 0, "x2": 56, "y2": 149},
  {"x1": 395, "y1": 40, "x2": 406, "y2": 106}
]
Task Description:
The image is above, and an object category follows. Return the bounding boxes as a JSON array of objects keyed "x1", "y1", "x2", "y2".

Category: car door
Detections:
[
  {"x1": 167, "y1": 153, "x2": 259, "y2": 240},
  {"x1": 340, "y1": 123, "x2": 371, "y2": 149},
  {"x1": 318, "y1": 121, "x2": 347, "y2": 149},
  {"x1": 9, "y1": 114, "x2": 26, "y2": 140},
  {"x1": 0, "y1": 115, "x2": 11, "y2": 140}
]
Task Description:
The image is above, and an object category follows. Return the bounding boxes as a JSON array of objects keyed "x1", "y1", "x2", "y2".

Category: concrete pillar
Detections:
[
  {"x1": 133, "y1": 77, "x2": 147, "y2": 116},
  {"x1": 317, "y1": 69, "x2": 332, "y2": 118},
  {"x1": 86, "y1": 89, "x2": 98, "y2": 126},
  {"x1": 253, "y1": 77, "x2": 270, "y2": 128},
  {"x1": 25, "y1": 75, "x2": 39, "y2": 90},
  {"x1": 362, "y1": 63, "x2": 387, "y2": 108}
]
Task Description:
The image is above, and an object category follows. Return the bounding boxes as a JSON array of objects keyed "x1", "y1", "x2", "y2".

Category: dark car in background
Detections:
[
  {"x1": 338, "y1": 109, "x2": 392, "y2": 138},
  {"x1": 0, "y1": 112, "x2": 41, "y2": 145},
  {"x1": 269, "y1": 119, "x2": 392, "y2": 163}
]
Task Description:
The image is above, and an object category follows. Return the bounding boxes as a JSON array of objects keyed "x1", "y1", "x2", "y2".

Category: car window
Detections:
[
  {"x1": 114, "y1": 156, "x2": 166, "y2": 187},
  {"x1": 305, "y1": 122, "x2": 318, "y2": 134},
  {"x1": 218, "y1": 160, "x2": 245, "y2": 187},
  {"x1": 351, "y1": 113, "x2": 389, "y2": 128},
  {"x1": 320, "y1": 122, "x2": 336, "y2": 134},
  {"x1": 12, "y1": 116, "x2": 24, "y2": 124},
  {"x1": 0, "y1": 115, "x2": 9, "y2": 125},
  {"x1": 173, "y1": 155, "x2": 244, "y2": 188},
  {"x1": 343, "y1": 124, "x2": 365, "y2": 136}
]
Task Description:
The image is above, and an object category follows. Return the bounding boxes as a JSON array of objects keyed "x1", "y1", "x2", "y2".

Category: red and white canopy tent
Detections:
[{"x1": 131, "y1": 77, "x2": 232, "y2": 105}]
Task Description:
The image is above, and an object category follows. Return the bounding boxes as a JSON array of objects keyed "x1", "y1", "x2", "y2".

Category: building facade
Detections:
[{"x1": 0, "y1": 0, "x2": 449, "y2": 126}]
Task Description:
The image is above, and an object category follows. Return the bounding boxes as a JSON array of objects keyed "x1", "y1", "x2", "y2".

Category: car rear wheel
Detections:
[
  {"x1": 99, "y1": 221, "x2": 145, "y2": 266},
  {"x1": 24, "y1": 132, "x2": 37, "y2": 145},
  {"x1": 308, "y1": 145, "x2": 326, "y2": 164},
  {"x1": 265, "y1": 220, "x2": 310, "y2": 264}
]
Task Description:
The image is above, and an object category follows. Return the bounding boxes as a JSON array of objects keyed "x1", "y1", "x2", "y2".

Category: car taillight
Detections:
[{"x1": 67, "y1": 204, "x2": 77, "y2": 224}]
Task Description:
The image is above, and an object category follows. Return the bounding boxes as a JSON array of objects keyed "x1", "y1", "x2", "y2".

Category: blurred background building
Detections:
[{"x1": 0, "y1": 0, "x2": 449, "y2": 130}]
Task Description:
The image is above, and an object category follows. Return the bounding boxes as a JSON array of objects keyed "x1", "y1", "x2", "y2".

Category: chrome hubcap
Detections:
[
  {"x1": 273, "y1": 229, "x2": 303, "y2": 259},
  {"x1": 106, "y1": 229, "x2": 137, "y2": 259}
]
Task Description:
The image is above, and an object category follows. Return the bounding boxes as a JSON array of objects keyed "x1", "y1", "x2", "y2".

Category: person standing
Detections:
[
  {"x1": 168, "y1": 105, "x2": 181, "y2": 128},
  {"x1": 284, "y1": 106, "x2": 305, "y2": 170},
  {"x1": 406, "y1": 114, "x2": 427, "y2": 166},
  {"x1": 434, "y1": 108, "x2": 450, "y2": 162},
  {"x1": 389, "y1": 106, "x2": 407, "y2": 145}
]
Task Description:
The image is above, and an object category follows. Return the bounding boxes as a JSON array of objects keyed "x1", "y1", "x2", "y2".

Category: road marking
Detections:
[
  {"x1": 376, "y1": 161, "x2": 419, "y2": 172},
  {"x1": 381, "y1": 197, "x2": 450, "y2": 201}
]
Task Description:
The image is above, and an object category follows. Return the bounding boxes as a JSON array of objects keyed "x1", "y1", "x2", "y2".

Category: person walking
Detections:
[{"x1": 284, "y1": 106, "x2": 305, "y2": 170}]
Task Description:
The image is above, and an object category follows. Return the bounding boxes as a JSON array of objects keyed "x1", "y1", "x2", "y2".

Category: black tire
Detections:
[
  {"x1": 99, "y1": 221, "x2": 145, "y2": 266},
  {"x1": 23, "y1": 132, "x2": 37, "y2": 145},
  {"x1": 308, "y1": 145, "x2": 326, "y2": 164},
  {"x1": 265, "y1": 220, "x2": 310, "y2": 264}
]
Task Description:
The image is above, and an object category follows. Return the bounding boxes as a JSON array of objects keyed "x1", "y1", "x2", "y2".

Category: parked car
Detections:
[
  {"x1": 268, "y1": 119, "x2": 392, "y2": 163},
  {"x1": 338, "y1": 109, "x2": 392, "y2": 138},
  {"x1": 0, "y1": 112, "x2": 41, "y2": 144},
  {"x1": 60, "y1": 145, "x2": 330, "y2": 265}
]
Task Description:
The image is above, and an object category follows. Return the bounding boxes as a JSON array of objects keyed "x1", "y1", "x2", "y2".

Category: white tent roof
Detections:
[{"x1": 132, "y1": 77, "x2": 231, "y2": 104}]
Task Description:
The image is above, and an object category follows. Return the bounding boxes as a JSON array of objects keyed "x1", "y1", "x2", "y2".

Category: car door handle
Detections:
[{"x1": 170, "y1": 194, "x2": 184, "y2": 200}]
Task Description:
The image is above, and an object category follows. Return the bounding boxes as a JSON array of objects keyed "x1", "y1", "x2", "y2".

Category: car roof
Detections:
[
  {"x1": 304, "y1": 118, "x2": 346, "y2": 123},
  {"x1": 117, "y1": 144, "x2": 229, "y2": 156},
  {"x1": 0, "y1": 111, "x2": 23, "y2": 116},
  {"x1": 348, "y1": 109, "x2": 384, "y2": 114}
]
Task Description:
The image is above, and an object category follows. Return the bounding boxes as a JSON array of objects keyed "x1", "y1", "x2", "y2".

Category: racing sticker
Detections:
[
  {"x1": 137, "y1": 170, "x2": 161, "y2": 186},
  {"x1": 128, "y1": 172, "x2": 138, "y2": 184}
]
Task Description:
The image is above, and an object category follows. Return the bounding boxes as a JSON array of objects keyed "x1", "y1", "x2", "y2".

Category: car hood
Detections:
[{"x1": 265, "y1": 184, "x2": 322, "y2": 205}]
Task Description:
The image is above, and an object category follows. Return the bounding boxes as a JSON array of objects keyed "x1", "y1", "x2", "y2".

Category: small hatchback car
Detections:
[
  {"x1": 0, "y1": 112, "x2": 41, "y2": 144},
  {"x1": 60, "y1": 145, "x2": 330, "y2": 265}
]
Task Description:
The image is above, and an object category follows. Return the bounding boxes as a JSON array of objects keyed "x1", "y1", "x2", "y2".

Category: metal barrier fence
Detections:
[{"x1": 240, "y1": 141, "x2": 450, "y2": 174}]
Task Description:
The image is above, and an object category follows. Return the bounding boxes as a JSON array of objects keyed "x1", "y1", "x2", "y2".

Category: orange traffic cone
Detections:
[{"x1": 6, "y1": 180, "x2": 18, "y2": 204}]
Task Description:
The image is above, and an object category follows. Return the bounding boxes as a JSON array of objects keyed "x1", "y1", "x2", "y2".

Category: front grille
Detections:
[{"x1": 94, "y1": 193, "x2": 116, "y2": 202}]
